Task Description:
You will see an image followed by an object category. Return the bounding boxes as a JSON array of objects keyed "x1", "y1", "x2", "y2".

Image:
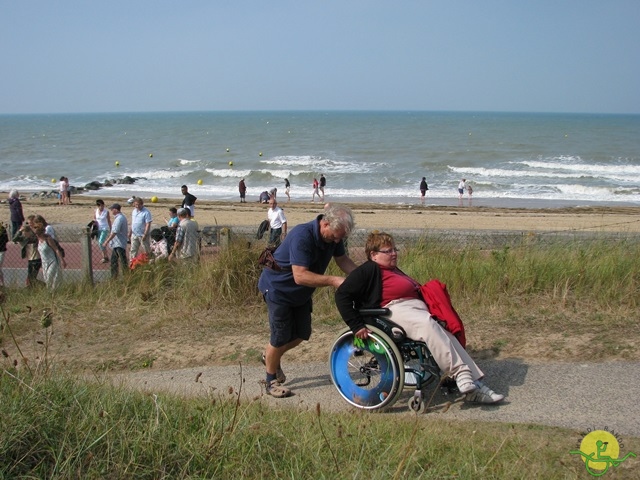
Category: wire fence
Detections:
[{"x1": 2, "y1": 222, "x2": 638, "y2": 289}]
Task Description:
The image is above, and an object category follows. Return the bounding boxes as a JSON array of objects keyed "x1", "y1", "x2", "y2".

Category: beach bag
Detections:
[
  {"x1": 129, "y1": 252, "x2": 149, "y2": 270},
  {"x1": 256, "y1": 220, "x2": 269, "y2": 239},
  {"x1": 420, "y1": 279, "x2": 466, "y2": 348},
  {"x1": 258, "y1": 246, "x2": 282, "y2": 271},
  {"x1": 87, "y1": 220, "x2": 99, "y2": 239}
]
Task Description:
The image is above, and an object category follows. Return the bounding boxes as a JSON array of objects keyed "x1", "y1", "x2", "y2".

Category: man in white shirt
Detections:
[{"x1": 267, "y1": 197, "x2": 287, "y2": 247}]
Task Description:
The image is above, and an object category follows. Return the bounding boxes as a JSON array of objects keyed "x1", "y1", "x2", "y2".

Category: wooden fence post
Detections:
[
  {"x1": 81, "y1": 227, "x2": 94, "y2": 286},
  {"x1": 219, "y1": 227, "x2": 231, "y2": 250}
]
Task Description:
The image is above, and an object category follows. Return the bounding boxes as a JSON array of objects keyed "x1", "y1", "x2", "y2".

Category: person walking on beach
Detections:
[
  {"x1": 284, "y1": 178, "x2": 291, "y2": 202},
  {"x1": 258, "y1": 203, "x2": 358, "y2": 398},
  {"x1": 239, "y1": 179, "x2": 247, "y2": 203},
  {"x1": 129, "y1": 197, "x2": 152, "y2": 259},
  {"x1": 102, "y1": 203, "x2": 128, "y2": 278},
  {"x1": 66, "y1": 177, "x2": 72, "y2": 204},
  {"x1": 8, "y1": 189, "x2": 24, "y2": 239},
  {"x1": 319, "y1": 174, "x2": 326, "y2": 201},
  {"x1": 311, "y1": 178, "x2": 321, "y2": 202},
  {"x1": 181, "y1": 185, "x2": 197, "y2": 217},
  {"x1": 458, "y1": 179, "x2": 466, "y2": 200},
  {"x1": 95, "y1": 199, "x2": 112, "y2": 263},
  {"x1": 58, "y1": 177, "x2": 69, "y2": 205},
  {"x1": 420, "y1": 177, "x2": 429, "y2": 204},
  {"x1": 266, "y1": 196, "x2": 287, "y2": 248}
]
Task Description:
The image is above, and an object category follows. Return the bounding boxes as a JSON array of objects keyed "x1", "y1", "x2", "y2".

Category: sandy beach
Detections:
[{"x1": 4, "y1": 193, "x2": 640, "y2": 234}]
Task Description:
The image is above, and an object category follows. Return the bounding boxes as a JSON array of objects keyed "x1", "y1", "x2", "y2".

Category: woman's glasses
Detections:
[{"x1": 376, "y1": 248, "x2": 398, "y2": 255}]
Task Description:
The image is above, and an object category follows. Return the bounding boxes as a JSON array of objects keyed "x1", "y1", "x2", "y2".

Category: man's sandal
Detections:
[
  {"x1": 261, "y1": 353, "x2": 287, "y2": 384},
  {"x1": 266, "y1": 379, "x2": 291, "y2": 398}
]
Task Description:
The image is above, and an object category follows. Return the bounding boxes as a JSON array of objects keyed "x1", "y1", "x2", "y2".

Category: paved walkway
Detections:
[{"x1": 115, "y1": 359, "x2": 640, "y2": 438}]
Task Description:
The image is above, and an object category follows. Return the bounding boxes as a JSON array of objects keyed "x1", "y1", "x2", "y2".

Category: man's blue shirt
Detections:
[{"x1": 258, "y1": 215, "x2": 346, "y2": 305}]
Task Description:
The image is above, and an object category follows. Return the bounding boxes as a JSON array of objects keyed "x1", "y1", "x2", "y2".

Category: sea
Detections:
[{"x1": 1, "y1": 111, "x2": 639, "y2": 208}]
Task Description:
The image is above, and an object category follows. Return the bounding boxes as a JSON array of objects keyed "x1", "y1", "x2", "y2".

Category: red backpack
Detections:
[{"x1": 420, "y1": 279, "x2": 466, "y2": 348}]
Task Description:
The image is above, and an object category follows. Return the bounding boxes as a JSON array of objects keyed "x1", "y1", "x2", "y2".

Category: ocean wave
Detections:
[
  {"x1": 449, "y1": 165, "x2": 638, "y2": 184},
  {"x1": 261, "y1": 155, "x2": 382, "y2": 174},
  {"x1": 126, "y1": 169, "x2": 189, "y2": 180},
  {"x1": 519, "y1": 159, "x2": 640, "y2": 175},
  {"x1": 449, "y1": 166, "x2": 595, "y2": 180}
]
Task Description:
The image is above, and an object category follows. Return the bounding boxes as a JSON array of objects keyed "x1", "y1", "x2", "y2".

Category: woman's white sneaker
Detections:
[
  {"x1": 455, "y1": 371, "x2": 477, "y2": 394},
  {"x1": 464, "y1": 381, "x2": 504, "y2": 404}
]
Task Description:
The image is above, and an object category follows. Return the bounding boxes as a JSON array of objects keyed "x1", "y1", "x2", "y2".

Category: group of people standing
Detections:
[
  {"x1": 58, "y1": 176, "x2": 72, "y2": 205},
  {"x1": 96, "y1": 192, "x2": 200, "y2": 278},
  {"x1": 239, "y1": 175, "x2": 327, "y2": 204},
  {"x1": 5, "y1": 190, "x2": 65, "y2": 290}
]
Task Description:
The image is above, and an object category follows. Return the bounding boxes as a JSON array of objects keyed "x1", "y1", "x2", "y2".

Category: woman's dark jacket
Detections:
[
  {"x1": 9, "y1": 197, "x2": 24, "y2": 224},
  {"x1": 335, "y1": 260, "x2": 384, "y2": 334}
]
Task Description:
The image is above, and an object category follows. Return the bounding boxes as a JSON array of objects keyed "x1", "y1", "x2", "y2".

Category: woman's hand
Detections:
[{"x1": 355, "y1": 327, "x2": 371, "y2": 339}]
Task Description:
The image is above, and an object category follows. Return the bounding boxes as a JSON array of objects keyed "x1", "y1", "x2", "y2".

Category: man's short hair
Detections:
[{"x1": 323, "y1": 204, "x2": 355, "y2": 237}]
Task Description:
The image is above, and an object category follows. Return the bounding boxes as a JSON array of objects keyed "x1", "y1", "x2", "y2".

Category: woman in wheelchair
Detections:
[{"x1": 335, "y1": 232, "x2": 504, "y2": 404}]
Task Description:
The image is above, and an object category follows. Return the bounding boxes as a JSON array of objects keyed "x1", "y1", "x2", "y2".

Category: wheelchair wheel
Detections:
[
  {"x1": 329, "y1": 326, "x2": 405, "y2": 410},
  {"x1": 407, "y1": 396, "x2": 427, "y2": 414}
]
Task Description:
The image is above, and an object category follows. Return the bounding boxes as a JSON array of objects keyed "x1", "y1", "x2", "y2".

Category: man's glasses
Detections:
[{"x1": 376, "y1": 248, "x2": 399, "y2": 255}]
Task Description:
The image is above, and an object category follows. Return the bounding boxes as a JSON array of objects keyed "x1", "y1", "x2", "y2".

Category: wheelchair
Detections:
[{"x1": 329, "y1": 308, "x2": 456, "y2": 412}]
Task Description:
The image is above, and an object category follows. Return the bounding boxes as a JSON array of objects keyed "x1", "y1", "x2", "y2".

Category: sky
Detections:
[{"x1": 1, "y1": 1, "x2": 639, "y2": 115}]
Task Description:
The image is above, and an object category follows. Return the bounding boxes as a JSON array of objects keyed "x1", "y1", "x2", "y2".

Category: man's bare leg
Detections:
[{"x1": 265, "y1": 338, "x2": 303, "y2": 377}]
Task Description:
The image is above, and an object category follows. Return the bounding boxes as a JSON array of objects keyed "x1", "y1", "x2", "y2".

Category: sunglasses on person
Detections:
[{"x1": 376, "y1": 248, "x2": 399, "y2": 255}]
